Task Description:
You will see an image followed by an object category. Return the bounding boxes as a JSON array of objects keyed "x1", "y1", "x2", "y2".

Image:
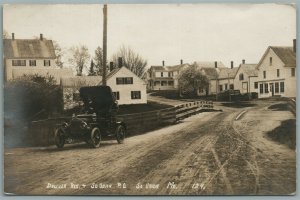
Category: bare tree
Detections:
[
  {"x1": 68, "y1": 45, "x2": 90, "y2": 76},
  {"x1": 88, "y1": 60, "x2": 96, "y2": 76},
  {"x1": 112, "y1": 45, "x2": 147, "y2": 78},
  {"x1": 53, "y1": 40, "x2": 64, "y2": 68},
  {"x1": 178, "y1": 64, "x2": 209, "y2": 97},
  {"x1": 93, "y1": 46, "x2": 104, "y2": 75}
]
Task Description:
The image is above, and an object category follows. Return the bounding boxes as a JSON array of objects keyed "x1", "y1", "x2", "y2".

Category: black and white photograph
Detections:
[{"x1": 3, "y1": 3, "x2": 296, "y2": 195}]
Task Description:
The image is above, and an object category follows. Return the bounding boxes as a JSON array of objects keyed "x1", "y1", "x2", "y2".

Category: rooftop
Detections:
[
  {"x1": 218, "y1": 67, "x2": 239, "y2": 79},
  {"x1": 149, "y1": 63, "x2": 190, "y2": 72},
  {"x1": 270, "y1": 46, "x2": 296, "y2": 67},
  {"x1": 194, "y1": 61, "x2": 227, "y2": 69},
  {"x1": 4, "y1": 38, "x2": 56, "y2": 59},
  {"x1": 237, "y1": 64, "x2": 258, "y2": 77},
  {"x1": 61, "y1": 76, "x2": 101, "y2": 87}
]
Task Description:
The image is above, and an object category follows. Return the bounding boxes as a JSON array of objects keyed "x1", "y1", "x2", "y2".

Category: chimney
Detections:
[
  {"x1": 231, "y1": 61, "x2": 234, "y2": 69},
  {"x1": 242, "y1": 59, "x2": 245, "y2": 64},
  {"x1": 12, "y1": 33, "x2": 15, "y2": 40},
  {"x1": 293, "y1": 39, "x2": 296, "y2": 53},
  {"x1": 118, "y1": 57, "x2": 123, "y2": 68},
  {"x1": 40, "y1": 33, "x2": 43, "y2": 40},
  {"x1": 180, "y1": 59, "x2": 183, "y2": 65},
  {"x1": 214, "y1": 61, "x2": 218, "y2": 68},
  {"x1": 162, "y1": 60, "x2": 165, "y2": 66},
  {"x1": 110, "y1": 62, "x2": 114, "y2": 72}
]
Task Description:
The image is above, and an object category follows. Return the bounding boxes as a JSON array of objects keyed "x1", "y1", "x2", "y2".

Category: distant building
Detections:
[
  {"x1": 3, "y1": 33, "x2": 73, "y2": 83},
  {"x1": 147, "y1": 60, "x2": 189, "y2": 90},
  {"x1": 212, "y1": 67, "x2": 239, "y2": 94},
  {"x1": 255, "y1": 42, "x2": 296, "y2": 98},
  {"x1": 193, "y1": 61, "x2": 237, "y2": 95},
  {"x1": 233, "y1": 63, "x2": 258, "y2": 94},
  {"x1": 61, "y1": 76, "x2": 102, "y2": 110},
  {"x1": 105, "y1": 66, "x2": 147, "y2": 105},
  {"x1": 61, "y1": 65, "x2": 147, "y2": 109}
]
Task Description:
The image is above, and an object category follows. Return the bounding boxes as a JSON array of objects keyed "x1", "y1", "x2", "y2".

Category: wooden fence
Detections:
[
  {"x1": 29, "y1": 101, "x2": 213, "y2": 146},
  {"x1": 175, "y1": 101, "x2": 213, "y2": 119},
  {"x1": 288, "y1": 98, "x2": 296, "y2": 116}
]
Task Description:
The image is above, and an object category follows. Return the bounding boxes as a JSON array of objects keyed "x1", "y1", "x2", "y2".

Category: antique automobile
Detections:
[{"x1": 54, "y1": 86, "x2": 126, "y2": 148}]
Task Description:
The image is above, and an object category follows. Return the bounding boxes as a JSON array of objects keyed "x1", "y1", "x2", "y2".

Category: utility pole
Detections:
[
  {"x1": 102, "y1": 4, "x2": 107, "y2": 86},
  {"x1": 228, "y1": 72, "x2": 231, "y2": 102},
  {"x1": 215, "y1": 79, "x2": 218, "y2": 101}
]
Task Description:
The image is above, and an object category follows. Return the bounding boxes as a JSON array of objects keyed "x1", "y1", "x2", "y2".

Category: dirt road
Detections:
[{"x1": 4, "y1": 100, "x2": 296, "y2": 195}]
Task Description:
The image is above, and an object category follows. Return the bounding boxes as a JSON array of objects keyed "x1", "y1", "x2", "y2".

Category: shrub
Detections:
[{"x1": 4, "y1": 74, "x2": 63, "y2": 122}]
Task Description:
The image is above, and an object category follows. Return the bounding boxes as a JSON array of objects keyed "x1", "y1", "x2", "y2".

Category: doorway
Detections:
[
  {"x1": 270, "y1": 83, "x2": 274, "y2": 96},
  {"x1": 242, "y1": 82, "x2": 248, "y2": 94}
]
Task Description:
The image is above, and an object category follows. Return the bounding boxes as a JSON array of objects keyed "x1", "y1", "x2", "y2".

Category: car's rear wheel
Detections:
[
  {"x1": 54, "y1": 127, "x2": 65, "y2": 148},
  {"x1": 116, "y1": 125, "x2": 125, "y2": 144},
  {"x1": 90, "y1": 127, "x2": 101, "y2": 148}
]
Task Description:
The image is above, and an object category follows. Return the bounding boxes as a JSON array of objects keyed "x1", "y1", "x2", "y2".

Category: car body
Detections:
[{"x1": 54, "y1": 86, "x2": 126, "y2": 148}]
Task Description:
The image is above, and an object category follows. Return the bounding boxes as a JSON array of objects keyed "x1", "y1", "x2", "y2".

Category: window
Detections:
[
  {"x1": 154, "y1": 81, "x2": 160, "y2": 86},
  {"x1": 263, "y1": 71, "x2": 266, "y2": 79},
  {"x1": 275, "y1": 82, "x2": 279, "y2": 93},
  {"x1": 225, "y1": 84, "x2": 228, "y2": 90},
  {"x1": 161, "y1": 81, "x2": 167, "y2": 86},
  {"x1": 12, "y1": 60, "x2": 26, "y2": 66},
  {"x1": 113, "y1": 92, "x2": 120, "y2": 100},
  {"x1": 219, "y1": 85, "x2": 223, "y2": 92},
  {"x1": 168, "y1": 81, "x2": 174, "y2": 86},
  {"x1": 264, "y1": 83, "x2": 269, "y2": 93},
  {"x1": 199, "y1": 88, "x2": 205, "y2": 93},
  {"x1": 291, "y1": 68, "x2": 295, "y2": 77},
  {"x1": 259, "y1": 84, "x2": 263, "y2": 94},
  {"x1": 116, "y1": 77, "x2": 133, "y2": 85},
  {"x1": 161, "y1": 72, "x2": 163, "y2": 77},
  {"x1": 239, "y1": 73, "x2": 244, "y2": 80},
  {"x1": 277, "y1": 69, "x2": 280, "y2": 77},
  {"x1": 44, "y1": 60, "x2": 51, "y2": 66},
  {"x1": 168, "y1": 72, "x2": 173, "y2": 77},
  {"x1": 270, "y1": 57, "x2": 272, "y2": 66},
  {"x1": 230, "y1": 84, "x2": 234, "y2": 90},
  {"x1": 29, "y1": 60, "x2": 36, "y2": 66},
  {"x1": 254, "y1": 82, "x2": 258, "y2": 89},
  {"x1": 131, "y1": 91, "x2": 141, "y2": 99},
  {"x1": 280, "y1": 82, "x2": 285, "y2": 93}
]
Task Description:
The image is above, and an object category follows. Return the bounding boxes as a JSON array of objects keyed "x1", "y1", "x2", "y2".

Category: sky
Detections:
[{"x1": 3, "y1": 3, "x2": 296, "y2": 69}]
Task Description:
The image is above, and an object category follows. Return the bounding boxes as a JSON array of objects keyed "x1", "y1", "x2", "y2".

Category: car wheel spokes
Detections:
[
  {"x1": 54, "y1": 128, "x2": 65, "y2": 148},
  {"x1": 116, "y1": 125, "x2": 125, "y2": 144},
  {"x1": 91, "y1": 127, "x2": 101, "y2": 148}
]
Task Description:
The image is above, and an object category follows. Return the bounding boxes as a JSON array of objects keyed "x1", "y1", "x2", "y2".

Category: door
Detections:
[
  {"x1": 242, "y1": 82, "x2": 248, "y2": 94},
  {"x1": 270, "y1": 83, "x2": 274, "y2": 96}
]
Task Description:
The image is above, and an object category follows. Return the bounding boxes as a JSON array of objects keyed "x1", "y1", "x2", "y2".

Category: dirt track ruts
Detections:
[{"x1": 4, "y1": 100, "x2": 296, "y2": 195}]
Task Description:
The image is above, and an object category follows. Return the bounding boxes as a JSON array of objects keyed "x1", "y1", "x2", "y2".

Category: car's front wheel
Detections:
[
  {"x1": 116, "y1": 125, "x2": 125, "y2": 144},
  {"x1": 54, "y1": 127, "x2": 65, "y2": 148},
  {"x1": 90, "y1": 127, "x2": 101, "y2": 148}
]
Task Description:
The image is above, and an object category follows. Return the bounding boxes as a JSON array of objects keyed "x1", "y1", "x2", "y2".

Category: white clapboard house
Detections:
[
  {"x1": 4, "y1": 33, "x2": 73, "y2": 84},
  {"x1": 233, "y1": 63, "x2": 258, "y2": 94},
  {"x1": 104, "y1": 66, "x2": 147, "y2": 105},
  {"x1": 255, "y1": 41, "x2": 296, "y2": 98},
  {"x1": 61, "y1": 66, "x2": 147, "y2": 109}
]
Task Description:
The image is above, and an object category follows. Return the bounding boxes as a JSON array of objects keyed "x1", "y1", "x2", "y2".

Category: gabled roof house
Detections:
[
  {"x1": 3, "y1": 33, "x2": 73, "y2": 83},
  {"x1": 255, "y1": 42, "x2": 296, "y2": 98}
]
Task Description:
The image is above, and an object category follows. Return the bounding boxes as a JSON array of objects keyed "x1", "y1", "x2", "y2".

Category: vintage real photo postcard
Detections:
[{"x1": 3, "y1": 3, "x2": 296, "y2": 195}]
